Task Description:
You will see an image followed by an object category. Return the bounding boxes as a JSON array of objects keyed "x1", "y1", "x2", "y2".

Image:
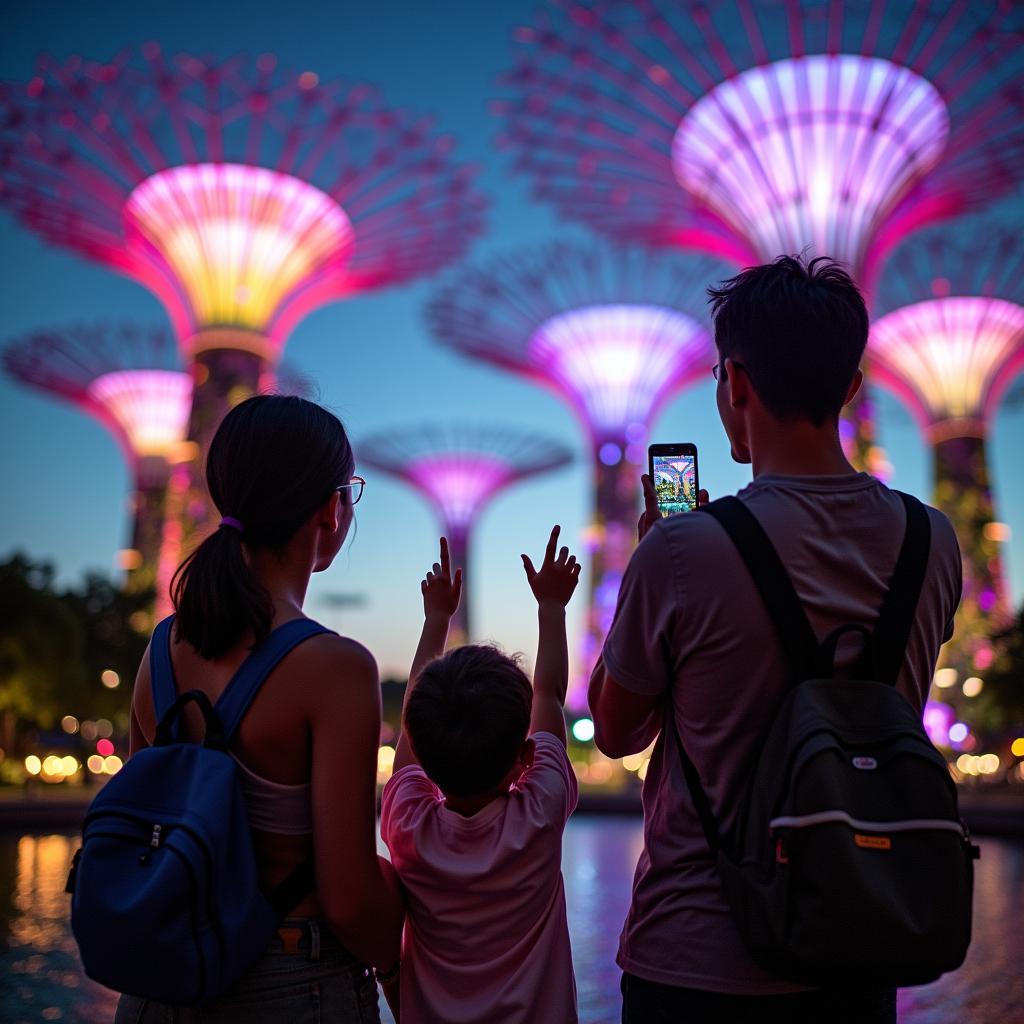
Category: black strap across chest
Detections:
[{"x1": 665, "y1": 489, "x2": 932, "y2": 852}]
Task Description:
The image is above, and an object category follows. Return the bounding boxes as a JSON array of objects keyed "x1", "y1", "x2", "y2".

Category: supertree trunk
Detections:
[
  {"x1": 932, "y1": 432, "x2": 1007, "y2": 675},
  {"x1": 180, "y1": 340, "x2": 268, "y2": 549},
  {"x1": 446, "y1": 527, "x2": 471, "y2": 647},
  {"x1": 127, "y1": 457, "x2": 172, "y2": 599},
  {"x1": 574, "y1": 449, "x2": 641, "y2": 709}
]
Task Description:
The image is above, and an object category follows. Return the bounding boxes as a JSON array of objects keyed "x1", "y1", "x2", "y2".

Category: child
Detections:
[{"x1": 381, "y1": 527, "x2": 582, "y2": 1023}]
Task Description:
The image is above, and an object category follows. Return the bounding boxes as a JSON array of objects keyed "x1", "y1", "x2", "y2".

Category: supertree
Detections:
[
  {"x1": 358, "y1": 425, "x2": 573, "y2": 644},
  {"x1": 428, "y1": 244, "x2": 725, "y2": 702},
  {"x1": 494, "y1": 0, "x2": 1024, "y2": 466},
  {"x1": 870, "y1": 221, "x2": 1024, "y2": 683},
  {"x1": 2, "y1": 324, "x2": 190, "y2": 608},
  {"x1": 0, "y1": 46, "x2": 486, "y2": 542},
  {"x1": 2, "y1": 324, "x2": 315, "y2": 623}
]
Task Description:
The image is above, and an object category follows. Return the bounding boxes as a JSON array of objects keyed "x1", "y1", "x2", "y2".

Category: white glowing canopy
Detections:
[
  {"x1": 673, "y1": 56, "x2": 949, "y2": 274},
  {"x1": 124, "y1": 163, "x2": 354, "y2": 341},
  {"x1": 869, "y1": 297, "x2": 1024, "y2": 434},
  {"x1": 87, "y1": 369, "x2": 192, "y2": 458},
  {"x1": 529, "y1": 304, "x2": 706, "y2": 435}
]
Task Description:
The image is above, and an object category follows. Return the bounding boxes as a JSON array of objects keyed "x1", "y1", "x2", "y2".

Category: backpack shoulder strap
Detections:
[
  {"x1": 870, "y1": 491, "x2": 932, "y2": 686},
  {"x1": 699, "y1": 496, "x2": 819, "y2": 677},
  {"x1": 149, "y1": 616, "x2": 180, "y2": 735},
  {"x1": 215, "y1": 618, "x2": 336, "y2": 742}
]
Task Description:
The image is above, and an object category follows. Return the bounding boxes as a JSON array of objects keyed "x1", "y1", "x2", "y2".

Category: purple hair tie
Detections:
[{"x1": 219, "y1": 516, "x2": 244, "y2": 534}]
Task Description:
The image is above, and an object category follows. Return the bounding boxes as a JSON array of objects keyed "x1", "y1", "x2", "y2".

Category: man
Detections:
[{"x1": 589, "y1": 256, "x2": 961, "y2": 1024}]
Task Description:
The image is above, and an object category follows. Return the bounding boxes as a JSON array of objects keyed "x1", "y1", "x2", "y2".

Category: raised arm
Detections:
[
  {"x1": 393, "y1": 537, "x2": 463, "y2": 774},
  {"x1": 521, "y1": 525, "x2": 581, "y2": 746}
]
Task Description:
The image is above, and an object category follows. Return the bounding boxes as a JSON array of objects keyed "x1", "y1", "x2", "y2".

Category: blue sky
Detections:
[{"x1": 1, "y1": 0, "x2": 1022, "y2": 679}]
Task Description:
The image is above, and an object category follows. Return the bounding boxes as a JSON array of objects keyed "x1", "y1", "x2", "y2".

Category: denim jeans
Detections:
[
  {"x1": 621, "y1": 971, "x2": 897, "y2": 1024},
  {"x1": 114, "y1": 921, "x2": 380, "y2": 1024}
]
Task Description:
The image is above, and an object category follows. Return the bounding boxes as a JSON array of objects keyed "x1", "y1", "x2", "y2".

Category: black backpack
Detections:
[{"x1": 668, "y1": 491, "x2": 978, "y2": 987}]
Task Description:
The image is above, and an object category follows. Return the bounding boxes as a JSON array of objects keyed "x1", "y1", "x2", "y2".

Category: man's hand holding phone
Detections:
[{"x1": 638, "y1": 473, "x2": 710, "y2": 543}]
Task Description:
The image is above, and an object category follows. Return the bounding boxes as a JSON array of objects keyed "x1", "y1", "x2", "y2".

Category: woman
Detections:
[{"x1": 117, "y1": 395, "x2": 403, "y2": 1022}]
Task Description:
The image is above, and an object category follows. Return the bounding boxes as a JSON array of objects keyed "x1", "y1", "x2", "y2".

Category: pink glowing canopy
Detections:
[
  {"x1": 529, "y1": 304, "x2": 708, "y2": 435},
  {"x1": 0, "y1": 49, "x2": 486, "y2": 350},
  {"x1": 428, "y1": 244, "x2": 725, "y2": 443},
  {"x1": 870, "y1": 221, "x2": 1024, "y2": 436},
  {"x1": 123, "y1": 164, "x2": 354, "y2": 351},
  {"x1": 2, "y1": 324, "x2": 191, "y2": 466},
  {"x1": 497, "y1": 0, "x2": 1024, "y2": 296},
  {"x1": 870, "y1": 298, "x2": 1024, "y2": 436},
  {"x1": 358, "y1": 426, "x2": 573, "y2": 535}
]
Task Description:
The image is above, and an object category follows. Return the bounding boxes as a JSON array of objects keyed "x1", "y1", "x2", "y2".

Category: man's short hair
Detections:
[
  {"x1": 707, "y1": 255, "x2": 869, "y2": 425},
  {"x1": 404, "y1": 644, "x2": 533, "y2": 797}
]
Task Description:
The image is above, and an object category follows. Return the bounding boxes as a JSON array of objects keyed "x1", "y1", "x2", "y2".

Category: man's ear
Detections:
[
  {"x1": 843, "y1": 367, "x2": 864, "y2": 407},
  {"x1": 725, "y1": 356, "x2": 750, "y2": 408}
]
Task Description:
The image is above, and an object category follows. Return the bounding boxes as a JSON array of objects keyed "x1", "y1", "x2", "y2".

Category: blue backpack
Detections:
[{"x1": 67, "y1": 614, "x2": 332, "y2": 1005}]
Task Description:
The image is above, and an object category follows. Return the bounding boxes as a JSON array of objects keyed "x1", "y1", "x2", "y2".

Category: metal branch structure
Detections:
[
  {"x1": 2, "y1": 324, "x2": 190, "y2": 606},
  {"x1": 871, "y1": 223, "x2": 1024, "y2": 677},
  {"x1": 428, "y1": 243, "x2": 724, "y2": 702},
  {"x1": 0, "y1": 46, "x2": 487, "y2": 540},
  {"x1": 358, "y1": 425, "x2": 573, "y2": 643},
  {"x1": 495, "y1": 0, "x2": 1024, "y2": 464}
]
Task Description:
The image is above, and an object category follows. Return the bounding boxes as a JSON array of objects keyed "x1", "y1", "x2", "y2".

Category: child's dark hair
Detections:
[
  {"x1": 405, "y1": 645, "x2": 533, "y2": 797},
  {"x1": 707, "y1": 255, "x2": 869, "y2": 425},
  {"x1": 172, "y1": 395, "x2": 353, "y2": 659}
]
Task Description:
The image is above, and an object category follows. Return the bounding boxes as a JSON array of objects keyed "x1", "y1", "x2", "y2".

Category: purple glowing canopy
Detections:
[
  {"x1": 0, "y1": 48, "x2": 487, "y2": 354},
  {"x1": 496, "y1": 0, "x2": 1024, "y2": 297},
  {"x1": 427, "y1": 244, "x2": 726, "y2": 445},
  {"x1": 870, "y1": 222, "x2": 1024, "y2": 437},
  {"x1": 357, "y1": 425, "x2": 573, "y2": 535}
]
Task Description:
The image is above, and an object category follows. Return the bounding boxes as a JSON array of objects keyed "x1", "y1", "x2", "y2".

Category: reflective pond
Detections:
[{"x1": 1, "y1": 821, "x2": 1020, "y2": 1023}]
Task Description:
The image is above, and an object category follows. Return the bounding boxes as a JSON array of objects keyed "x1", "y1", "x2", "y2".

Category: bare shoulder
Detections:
[{"x1": 284, "y1": 631, "x2": 380, "y2": 709}]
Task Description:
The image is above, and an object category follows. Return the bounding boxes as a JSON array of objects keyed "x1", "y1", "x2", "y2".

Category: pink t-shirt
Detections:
[
  {"x1": 381, "y1": 732, "x2": 579, "y2": 1023},
  {"x1": 602, "y1": 473, "x2": 961, "y2": 995}
]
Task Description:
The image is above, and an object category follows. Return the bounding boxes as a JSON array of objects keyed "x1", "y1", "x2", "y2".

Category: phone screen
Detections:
[{"x1": 649, "y1": 444, "x2": 699, "y2": 517}]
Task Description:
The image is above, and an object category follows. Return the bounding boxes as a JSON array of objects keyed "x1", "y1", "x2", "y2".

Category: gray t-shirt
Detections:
[{"x1": 602, "y1": 472, "x2": 961, "y2": 994}]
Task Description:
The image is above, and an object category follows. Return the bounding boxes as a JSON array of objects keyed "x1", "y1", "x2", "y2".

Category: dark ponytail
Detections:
[{"x1": 171, "y1": 395, "x2": 354, "y2": 659}]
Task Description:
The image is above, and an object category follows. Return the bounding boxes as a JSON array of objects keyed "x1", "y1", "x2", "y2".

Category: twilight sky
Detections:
[{"x1": 1, "y1": 0, "x2": 1022, "y2": 680}]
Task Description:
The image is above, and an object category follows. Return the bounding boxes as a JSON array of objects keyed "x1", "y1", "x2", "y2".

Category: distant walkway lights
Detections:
[{"x1": 359, "y1": 425, "x2": 572, "y2": 644}]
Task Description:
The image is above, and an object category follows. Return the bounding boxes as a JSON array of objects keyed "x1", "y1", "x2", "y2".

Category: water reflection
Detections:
[{"x1": 0, "y1": 825, "x2": 1020, "y2": 1023}]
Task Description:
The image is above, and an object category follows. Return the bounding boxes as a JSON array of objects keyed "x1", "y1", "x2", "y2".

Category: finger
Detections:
[
  {"x1": 571, "y1": 562, "x2": 582, "y2": 577},
  {"x1": 698, "y1": 488, "x2": 710, "y2": 508},
  {"x1": 432, "y1": 562, "x2": 442, "y2": 578},
  {"x1": 558, "y1": 545, "x2": 569, "y2": 565},
  {"x1": 439, "y1": 536, "x2": 450, "y2": 577},
  {"x1": 642, "y1": 474, "x2": 659, "y2": 518},
  {"x1": 521, "y1": 553, "x2": 537, "y2": 582},
  {"x1": 421, "y1": 579, "x2": 428, "y2": 592},
  {"x1": 452, "y1": 567, "x2": 463, "y2": 604},
  {"x1": 566, "y1": 555, "x2": 577, "y2": 569},
  {"x1": 544, "y1": 525, "x2": 560, "y2": 565}
]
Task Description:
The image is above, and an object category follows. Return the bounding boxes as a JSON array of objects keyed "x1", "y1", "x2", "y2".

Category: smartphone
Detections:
[{"x1": 648, "y1": 443, "x2": 699, "y2": 517}]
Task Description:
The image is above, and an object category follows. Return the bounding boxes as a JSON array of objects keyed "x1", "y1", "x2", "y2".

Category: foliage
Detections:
[
  {"x1": 970, "y1": 604, "x2": 1024, "y2": 737},
  {"x1": 0, "y1": 553, "x2": 151, "y2": 751}
]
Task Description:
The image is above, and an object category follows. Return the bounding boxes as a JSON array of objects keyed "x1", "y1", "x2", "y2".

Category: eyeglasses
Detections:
[
  {"x1": 712, "y1": 361, "x2": 745, "y2": 381},
  {"x1": 336, "y1": 476, "x2": 365, "y2": 505}
]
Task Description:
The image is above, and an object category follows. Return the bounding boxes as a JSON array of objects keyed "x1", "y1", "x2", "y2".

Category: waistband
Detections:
[{"x1": 271, "y1": 919, "x2": 362, "y2": 966}]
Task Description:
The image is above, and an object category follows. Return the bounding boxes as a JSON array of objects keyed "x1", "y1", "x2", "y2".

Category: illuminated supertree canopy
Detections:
[
  {"x1": 2, "y1": 324, "x2": 190, "y2": 601},
  {"x1": 358, "y1": 425, "x2": 573, "y2": 643},
  {"x1": 496, "y1": 0, "x2": 1024, "y2": 297},
  {"x1": 0, "y1": 47, "x2": 487, "y2": 538},
  {"x1": 428, "y1": 243, "x2": 725, "y2": 701},
  {"x1": 871, "y1": 222, "x2": 1024, "y2": 678},
  {"x1": 495, "y1": 1, "x2": 1024, "y2": 469}
]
